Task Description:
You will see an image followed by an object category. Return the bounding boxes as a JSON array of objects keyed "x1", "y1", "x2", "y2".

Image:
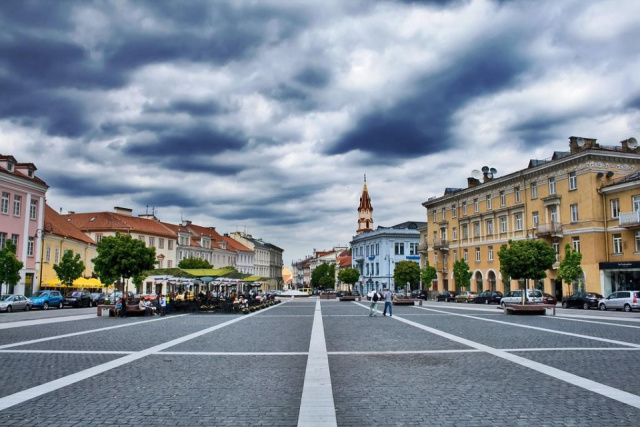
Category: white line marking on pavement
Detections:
[
  {"x1": 354, "y1": 302, "x2": 640, "y2": 410},
  {"x1": 0, "y1": 304, "x2": 284, "y2": 412},
  {"x1": 298, "y1": 299, "x2": 337, "y2": 427},
  {"x1": 0, "y1": 314, "x2": 97, "y2": 330},
  {"x1": 500, "y1": 347, "x2": 640, "y2": 352},
  {"x1": 0, "y1": 314, "x2": 189, "y2": 351},
  {"x1": 328, "y1": 349, "x2": 482, "y2": 355},
  {"x1": 549, "y1": 316, "x2": 640, "y2": 329},
  {"x1": 0, "y1": 350, "x2": 134, "y2": 355},
  {"x1": 414, "y1": 306, "x2": 640, "y2": 348},
  {"x1": 160, "y1": 351, "x2": 308, "y2": 356}
]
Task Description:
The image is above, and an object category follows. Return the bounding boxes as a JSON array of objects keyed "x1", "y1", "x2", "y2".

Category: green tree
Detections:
[
  {"x1": 0, "y1": 241, "x2": 23, "y2": 294},
  {"x1": 311, "y1": 263, "x2": 335, "y2": 289},
  {"x1": 453, "y1": 259, "x2": 472, "y2": 291},
  {"x1": 92, "y1": 233, "x2": 157, "y2": 296},
  {"x1": 498, "y1": 239, "x2": 556, "y2": 303},
  {"x1": 337, "y1": 267, "x2": 361, "y2": 294},
  {"x1": 421, "y1": 261, "x2": 437, "y2": 290},
  {"x1": 557, "y1": 243, "x2": 583, "y2": 295},
  {"x1": 53, "y1": 250, "x2": 86, "y2": 287},
  {"x1": 394, "y1": 261, "x2": 421, "y2": 297},
  {"x1": 178, "y1": 257, "x2": 213, "y2": 269}
]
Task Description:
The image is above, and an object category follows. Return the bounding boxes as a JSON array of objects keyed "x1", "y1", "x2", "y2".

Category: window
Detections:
[
  {"x1": 159, "y1": 238, "x2": 165, "y2": 249},
  {"x1": 45, "y1": 245, "x2": 51, "y2": 262},
  {"x1": 441, "y1": 207, "x2": 446, "y2": 220},
  {"x1": 452, "y1": 227, "x2": 458, "y2": 240},
  {"x1": 475, "y1": 247, "x2": 481, "y2": 262},
  {"x1": 486, "y1": 219, "x2": 493, "y2": 236},
  {"x1": 500, "y1": 191, "x2": 506, "y2": 206},
  {"x1": 30, "y1": 200, "x2": 37, "y2": 220},
  {"x1": 570, "y1": 204, "x2": 579, "y2": 222},
  {"x1": 433, "y1": 210, "x2": 437, "y2": 222},
  {"x1": 394, "y1": 242, "x2": 404, "y2": 255},
  {"x1": 500, "y1": 216, "x2": 507, "y2": 233},
  {"x1": 569, "y1": 172, "x2": 577, "y2": 190},
  {"x1": 462, "y1": 202, "x2": 467, "y2": 215},
  {"x1": 434, "y1": 252, "x2": 438, "y2": 264},
  {"x1": 376, "y1": 243, "x2": 379, "y2": 255},
  {"x1": 168, "y1": 240, "x2": 174, "y2": 250},
  {"x1": 139, "y1": 235, "x2": 145, "y2": 244},
  {"x1": 376, "y1": 263, "x2": 379, "y2": 275},
  {"x1": 531, "y1": 181, "x2": 538, "y2": 199},
  {"x1": 453, "y1": 250, "x2": 458, "y2": 262},
  {"x1": 514, "y1": 186, "x2": 521, "y2": 203},
  {"x1": 11, "y1": 234, "x2": 18, "y2": 247},
  {"x1": 532, "y1": 211, "x2": 539, "y2": 228},
  {"x1": 636, "y1": 232, "x2": 640, "y2": 252},
  {"x1": 462, "y1": 224, "x2": 468, "y2": 239},
  {"x1": 488, "y1": 246, "x2": 494, "y2": 261},
  {"x1": 463, "y1": 249, "x2": 468, "y2": 262},
  {"x1": 572, "y1": 237, "x2": 580, "y2": 253},
  {"x1": 548, "y1": 177, "x2": 556, "y2": 195},
  {"x1": 410, "y1": 243, "x2": 419, "y2": 255},
  {"x1": 366, "y1": 264, "x2": 369, "y2": 276},
  {"x1": 1, "y1": 192, "x2": 8, "y2": 214},
  {"x1": 515, "y1": 213, "x2": 523, "y2": 230},
  {"x1": 451, "y1": 204, "x2": 457, "y2": 218},
  {"x1": 366, "y1": 245, "x2": 370, "y2": 256},
  {"x1": 149, "y1": 237, "x2": 155, "y2": 247},
  {"x1": 54, "y1": 247, "x2": 60, "y2": 263},
  {"x1": 486, "y1": 194, "x2": 492, "y2": 210},
  {"x1": 96, "y1": 234, "x2": 102, "y2": 243},
  {"x1": 613, "y1": 234, "x2": 623, "y2": 254},
  {"x1": 473, "y1": 222, "x2": 480, "y2": 238},
  {"x1": 168, "y1": 260, "x2": 173, "y2": 268},
  {"x1": 552, "y1": 242, "x2": 559, "y2": 261},
  {"x1": 633, "y1": 196, "x2": 640, "y2": 212},
  {"x1": 13, "y1": 195, "x2": 21, "y2": 216},
  {"x1": 474, "y1": 198, "x2": 479, "y2": 213},
  {"x1": 0, "y1": 232, "x2": 5, "y2": 249},
  {"x1": 611, "y1": 199, "x2": 620, "y2": 219},
  {"x1": 27, "y1": 237, "x2": 34, "y2": 257}
]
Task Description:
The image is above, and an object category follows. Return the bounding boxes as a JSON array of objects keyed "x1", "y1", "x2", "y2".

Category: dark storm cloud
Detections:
[
  {"x1": 143, "y1": 100, "x2": 225, "y2": 117},
  {"x1": 44, "y1": 172, "x2": 142, "y2": 197},
  {"x1": 295, "y1": 67, "x2": 331, "y2": 88},
  {"x1": 511, "y1": 116, "x2": 573, "y2": 146},
  {"x1": 159, "y1": 158, "x2": 244, "y2": 176},
  {"x1": 216, "y1": 206, "x2": 313, "y2": 226},
  {"x1": 124, "y1": 126, "x2": 246, "y2": 157},
  {"x1": 329, "y1": 37, "x2": 528, "y2": 158},
  {"x1": 137, "y1": 191, "x2": 200, "y2": 209}
]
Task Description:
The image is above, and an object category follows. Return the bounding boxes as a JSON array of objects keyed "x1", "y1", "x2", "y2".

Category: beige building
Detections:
[{"x1": 422, "y1": 136, "x2": 640, "y2": 300}]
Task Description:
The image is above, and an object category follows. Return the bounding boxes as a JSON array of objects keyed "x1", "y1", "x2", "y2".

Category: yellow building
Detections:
[
  {"x1": 422, "y1": 136, "x2": 640, "y2": 300},
  {"x1": 40, "y1": 205, "x2": 97, "y2": 289}
]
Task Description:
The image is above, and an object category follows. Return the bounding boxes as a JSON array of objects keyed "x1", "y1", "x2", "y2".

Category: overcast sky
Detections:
[{"x1": 2, "y1": 0, "x2": 640, "y2": 266}]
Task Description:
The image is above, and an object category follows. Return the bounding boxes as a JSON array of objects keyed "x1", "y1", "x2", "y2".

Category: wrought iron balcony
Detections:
[
  {"x1": 535, "y1": 222, "x2": 563, "y2": 238},
  {"x1": 619, "y1": 211, "x2": 640, "y2": 228},
  {"x1": 418, "y1": 243, "x2": 428, "y2": 252},
  {"x1": 433, "y1": 238, "x2": 449, "y2": 251}
]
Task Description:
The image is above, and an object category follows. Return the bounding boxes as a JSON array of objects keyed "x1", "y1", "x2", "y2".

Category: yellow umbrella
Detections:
[
  {"x1": 73, "y1": 277, "x2": 90, "y2": 287},
  {"x1": 85, "y1": 278, "x2": 103, "y2": 289},
  {"x1": 42, "y1": 279, "x2": 62, "y2": 287}
]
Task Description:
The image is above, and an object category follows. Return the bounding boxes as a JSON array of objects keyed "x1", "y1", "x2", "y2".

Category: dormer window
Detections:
[
  {"x1": 27, "y1": 169, "x2": 34, "y2": 178},
  {"x1": 7, "y1": 162, "x2": 13, "y2": 172}
]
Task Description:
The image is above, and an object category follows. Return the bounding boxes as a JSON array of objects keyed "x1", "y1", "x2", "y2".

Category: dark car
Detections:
[
  {"x1": 90, "y1": 293, "x2": 106, "y2": 307},
  {"x1": 411, "y1": 290, "x2": 428, "y2": 300},
  {"x1": 63, "y1": 290, "x2": 92, "y2": 308},
  {"x1": 561, "y1": 292, "x2": 603, "y2": 310},
  {"x1": 436, "y1": 291, "x2": 456, "y2": 302},
  {"x1": 542, "y1": 293, "x2": 558, "y2": 306},
  {"x1": 474, "y1": 291, "x2": 503, "y2": 305}
]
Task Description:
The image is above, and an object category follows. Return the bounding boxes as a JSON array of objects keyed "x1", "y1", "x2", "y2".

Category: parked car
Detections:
[
  {"x1": 90, "y1": 293, "x2": 106, "y2": 307},
  {"x1": 561, "y1": 292, "x2": 603, "y2": 310},
  {"x1": 542, "y1": 293, "x2": 558, "y2": 306},
  {"x1": 63, "y1": 290, "x2": 92, "y2": 308},
  {"x1": 411, "y1": 290, "x2": 428, "y2": 300},
  {"x1": 474, "y1": 291, "x2": 503, "y2": 305},
  {"x1": 436, "y1": 291, "x2": 457, "y2": 302},
  {"x1": 598, "y1": 290, "x2": 640, "y2": 312},
  {"x1": 29, "y1": 290, "x2": 64, "y2": 310},
  {"x1": 0, "y1": 294, "x2": 33, "y2": 312},
  {"x1": 106, "y1": 291, "x2": 134, "y2": 303},
  {"x1": 455, "y1": 291, "x2": 477, "y2": 303},
  {"x1": 500, "y1": 289, "x2": 543, "y2": 307}
]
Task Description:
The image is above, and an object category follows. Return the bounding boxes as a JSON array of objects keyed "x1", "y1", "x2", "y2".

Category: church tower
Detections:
[{"x1": 357, "y1": 175, "x2": 373, "y2": 234}]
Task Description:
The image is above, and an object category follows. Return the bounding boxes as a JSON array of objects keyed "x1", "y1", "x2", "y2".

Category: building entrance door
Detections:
[
  {"x1": 554, "y1": 279, "x2": 563, "y2": 302},
  {"x1": 25, "y1": 273, "x2": 34, "y2": 297}
]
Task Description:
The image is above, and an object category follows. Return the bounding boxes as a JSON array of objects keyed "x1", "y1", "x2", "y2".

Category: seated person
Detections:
[
  {"x1": 115, "y1": 298, "x2": 123, "y2": 317},
  {"x1": 139, "y1": 298, "x2": 151, "y2": 316}
]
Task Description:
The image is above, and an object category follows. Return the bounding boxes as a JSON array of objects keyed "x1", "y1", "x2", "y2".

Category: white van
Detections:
[{"x1": 500, "y1": 289, "x2": 543, "y2": 306}]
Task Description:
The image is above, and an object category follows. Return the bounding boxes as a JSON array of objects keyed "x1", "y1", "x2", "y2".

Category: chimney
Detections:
[
  {"x1": 67, "y1": 211, "x2": 75, "y2": 215},
  {"x1": 620, "y1": 137, "x2": 639, "y2": 153},
  {"x1": 467, "y1": 177, "x2": 480, "y2": 188},
  {"x1": 182, "y1": 220, "x2": 192, "y2": 226},
  {"x1": 114, "y1": 207, "x2": 133, "y2": 216},
  {"x1": 569, "y1": 136, "x2": 598, "y2": 154},
  {"x1": 138, "y1": 214, "x2": 157, "y2": 220}
]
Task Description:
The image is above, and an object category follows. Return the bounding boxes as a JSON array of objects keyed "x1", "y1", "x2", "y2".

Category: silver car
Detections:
[
  {"x1": 598, "y1": 290, "x2": 640, "y2": 312},
  {"x1": 500, "y1": 289, "x2": 543, "y2": 307},
  {"x1": 0, "y1": 294, "x2": 33, "y2": 312}
]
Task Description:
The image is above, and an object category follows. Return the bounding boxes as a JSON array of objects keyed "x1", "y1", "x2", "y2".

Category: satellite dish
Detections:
[
  {"x1": 490, "y1": 167, "x2": 497, "y2": 175},
  {"x1": 471, "y1": 170, "x2": 482, "y2": 179},
  {"x1": 576, "y1": 138, "x2": 585, "y2": 147},
  {"x1": 628, "y1": 137, "x2": 638, "y2": 149},
  {"x1": 481, "y1": 166, "x2": 489, "y2": 173}
]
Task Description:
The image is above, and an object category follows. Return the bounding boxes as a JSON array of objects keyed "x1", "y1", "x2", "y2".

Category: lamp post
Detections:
[{"x1": 33, "y1": 228, "x2": 45, "y2": 296}]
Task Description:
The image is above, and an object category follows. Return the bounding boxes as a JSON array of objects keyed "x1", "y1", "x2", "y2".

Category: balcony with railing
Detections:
[
  {"x1": 418, "y1": 243, "x2": 428, "y2": 253},
  {"x1": 618, "y1": 211, "x2": 640, "y2": 228},
  {"x1": 433, "y1": 238, "x2": 449, "y2": 251},
  {"x1": 535, "y1": 222, "x2": 563, "y2": 238}
]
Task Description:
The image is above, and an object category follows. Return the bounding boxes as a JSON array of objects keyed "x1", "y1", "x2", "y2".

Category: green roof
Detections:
[{"x1": 181, "y1": 268, "x2": 235, "y2": 277}]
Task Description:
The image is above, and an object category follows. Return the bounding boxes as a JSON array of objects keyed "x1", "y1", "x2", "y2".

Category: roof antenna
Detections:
[{"x1": 146, "y1": 204, "x2": 149, "y2": 215}]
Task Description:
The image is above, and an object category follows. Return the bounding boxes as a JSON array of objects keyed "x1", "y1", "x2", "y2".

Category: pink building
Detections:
[{"x1": 0, "y1": 155, "x2": 48, "y2": 295}]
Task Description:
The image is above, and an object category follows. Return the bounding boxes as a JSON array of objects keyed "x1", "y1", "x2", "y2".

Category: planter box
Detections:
[
  {"x1": 339, "y1": 296, "x2": 358, "y2": 301},
  {"x1": 319, "y1": 294, "x2": 337, "y2": 300},
  {"x1": 393, "y1": 299, "x2": 415, "y2": 306}
]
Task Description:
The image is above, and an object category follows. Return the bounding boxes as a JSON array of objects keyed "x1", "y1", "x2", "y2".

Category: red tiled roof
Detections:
[
  {"x1": 64, "y1": 212, "x2": 176, "y2": 238},
  {"x1": 0, "y1": 156, "x2": 48, "y2": 187},
  {"x1": 222, "y1": 236, "x2": 252, "y2": 253},
  {"x1": 338, "y1": 256, "x2": 352, "y2": 267},
  {"x1": 45, "y1": 205, "x2": 95, "y2": 245}
]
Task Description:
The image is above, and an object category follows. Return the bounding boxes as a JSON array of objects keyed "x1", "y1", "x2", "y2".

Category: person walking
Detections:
[
  {"x1": 383, "y1": 288, "x2": 393, "y2": 317},
  {"x1": 160, "y1": 295, "x2": 167, "y2": 316},
  {"x1": 369, "y1": 290, "x2": 380, "y2": 317}
]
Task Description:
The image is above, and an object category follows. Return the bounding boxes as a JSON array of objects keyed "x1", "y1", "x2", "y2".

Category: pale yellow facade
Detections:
[
  {"x1": 40, "y1": 234, "x2": 97, "y2": 287},
  {"x1": 422, "y1": 137, "x2": 640, "y2": 300}
]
